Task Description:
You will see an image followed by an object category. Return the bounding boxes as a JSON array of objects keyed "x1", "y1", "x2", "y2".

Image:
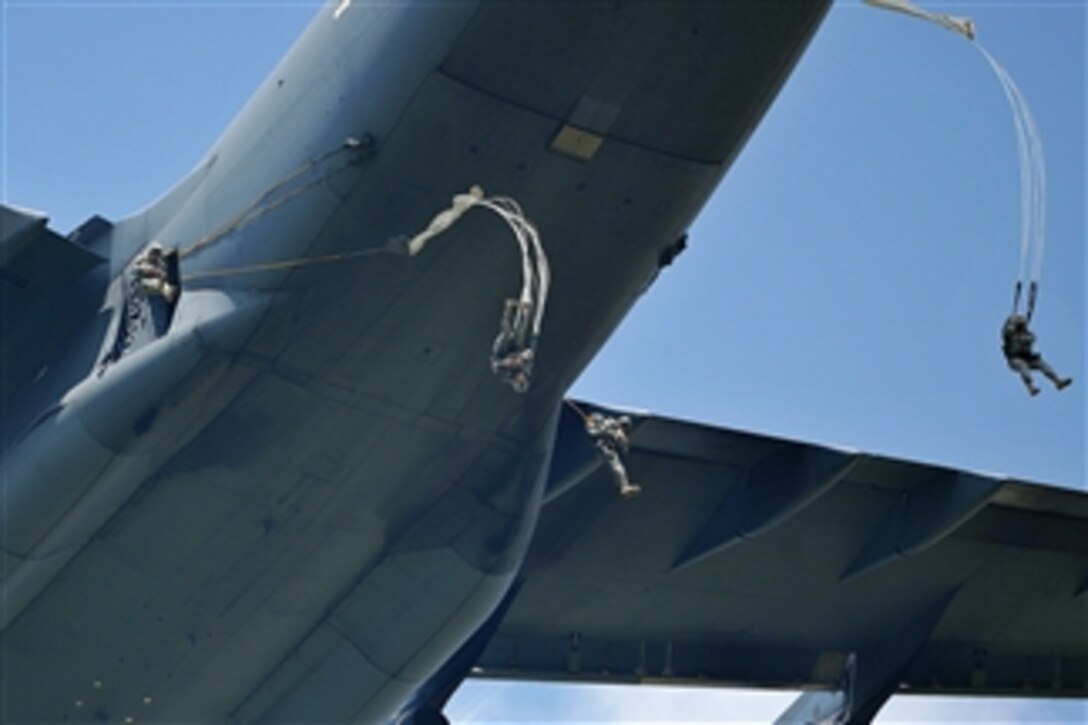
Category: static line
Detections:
[
  {"x1": 977, "y1": 44, "x2": 1048, "y2": 289},
  {"x1": 333, "y1": 0, "x2": 351, "y2": 21}
]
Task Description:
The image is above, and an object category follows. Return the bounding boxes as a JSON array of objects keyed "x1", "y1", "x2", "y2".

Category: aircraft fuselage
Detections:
[{"x1": 0, "y1": 2, "x2": 830, "y2": 721}]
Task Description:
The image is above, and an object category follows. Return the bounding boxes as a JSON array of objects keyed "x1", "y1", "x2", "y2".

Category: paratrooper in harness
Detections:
[
  {"x1": 1001, "y1": 314, "x2": 1072, "y2": 396},
  {"x1": 585, "y1": 412, "x2": 641, "y2": 498},
  {"x1": 134, "y1": 242, "x2": 178, "y2": 303}
]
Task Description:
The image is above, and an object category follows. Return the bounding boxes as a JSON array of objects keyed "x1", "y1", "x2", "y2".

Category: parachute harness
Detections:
[{"x1": 565, "y1": 400, "x2": 641, "y2": 498}]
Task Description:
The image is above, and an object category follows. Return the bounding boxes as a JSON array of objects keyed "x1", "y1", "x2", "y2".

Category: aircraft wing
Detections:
[
  {"x1": 476, "y1": 401, "x2": 1088, "y2": 700},
  {"x1": 0, "y1": 205, "x2": 107, "y2": 408}
]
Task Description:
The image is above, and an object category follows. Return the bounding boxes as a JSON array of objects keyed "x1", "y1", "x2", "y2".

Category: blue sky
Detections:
[{"x1": 3, "y1": 0, "x2": 1084, "y2": 722}]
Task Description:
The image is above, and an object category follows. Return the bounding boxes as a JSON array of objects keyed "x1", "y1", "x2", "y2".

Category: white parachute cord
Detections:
[
  {"x1": 478, "y1": 198, "x2": 536, "y2": 313},
  {"x1": 530, "y1": 220, "x2": 551, "y2": 336},
  {"x1": 1017, "y1": 71, "x2": 1047, "y2": 285},
  {"x1": 978, "y1": 45, "x2": 1033, "y2": 290},
  {"x1": 990, "y1": 51, "x2": 1047, "y2": 284},
  {"x1": 499, "y1": 195, "x2": 550, "y2": 335},
  {"x1": 405, "y1": 191, "x2": 548, "y2": 329},
  {"x1": 977, "y1": 44, "x2": 1047, "y2": 304},
  {"x1": 501, "y1": 196, "x2": 551, "y2": 335},
  {"x1": 478, "y1": 196, "x2": 551, "y2": 338},
  {"x1": 402, "y1": 188, "x2": 550, "y2": 392}
]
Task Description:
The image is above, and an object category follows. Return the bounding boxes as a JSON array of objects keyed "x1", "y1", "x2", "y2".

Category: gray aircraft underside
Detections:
[{"x1": 1, "y1": 1, "x2": 1084, "y2": 723}]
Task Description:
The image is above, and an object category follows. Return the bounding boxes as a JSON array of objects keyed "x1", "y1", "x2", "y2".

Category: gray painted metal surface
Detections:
[
  {"x1": 478, "y1": 402, "x2": 1088, "y2": 700},
  {"x1": 17, "y1": 1, "x2": 1081, "y2": 722}
]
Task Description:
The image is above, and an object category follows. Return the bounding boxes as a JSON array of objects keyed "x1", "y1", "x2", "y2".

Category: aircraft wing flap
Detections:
[{"x1": 477, "y1": 401, "x2": 1088, "y2": 698}]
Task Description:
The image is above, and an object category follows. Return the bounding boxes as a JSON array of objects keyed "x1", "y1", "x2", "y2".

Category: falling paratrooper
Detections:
[{"x1": 864, "y1": 0, "x2": 1072, "y2": 396}]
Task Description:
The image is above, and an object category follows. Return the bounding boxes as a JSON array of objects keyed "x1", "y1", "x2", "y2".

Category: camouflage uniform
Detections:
[{"x1": 1002, "y1": 315, "x2": 1071, "y2": 395}]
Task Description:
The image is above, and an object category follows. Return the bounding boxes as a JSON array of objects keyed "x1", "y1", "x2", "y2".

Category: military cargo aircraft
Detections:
[{"x1": 2, "y1": 2, "x2": 1085, "y2": 722}]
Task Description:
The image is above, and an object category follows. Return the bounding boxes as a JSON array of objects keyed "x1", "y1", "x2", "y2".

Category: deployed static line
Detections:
[
  {"x1": 118, "y1": 170, "x2": 550, "y2": 393},
  {"x1": 864, "y1": 0, "x2": 1071, "y2": 396},
  {"x1": 864, "y1": 0, "x2": 1046, "y2": 321},
  {"x1": 977, "y1": 44, "x2": 1047, "y2": 322},
  {"x1": 391, "y1": 185, "x2": 551, "y2": 393}
]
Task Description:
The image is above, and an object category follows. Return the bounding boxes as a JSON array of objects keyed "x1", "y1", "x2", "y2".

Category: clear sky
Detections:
[{"x1": 3, "y1": 0, "x2": 1084, "y2": 722}]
